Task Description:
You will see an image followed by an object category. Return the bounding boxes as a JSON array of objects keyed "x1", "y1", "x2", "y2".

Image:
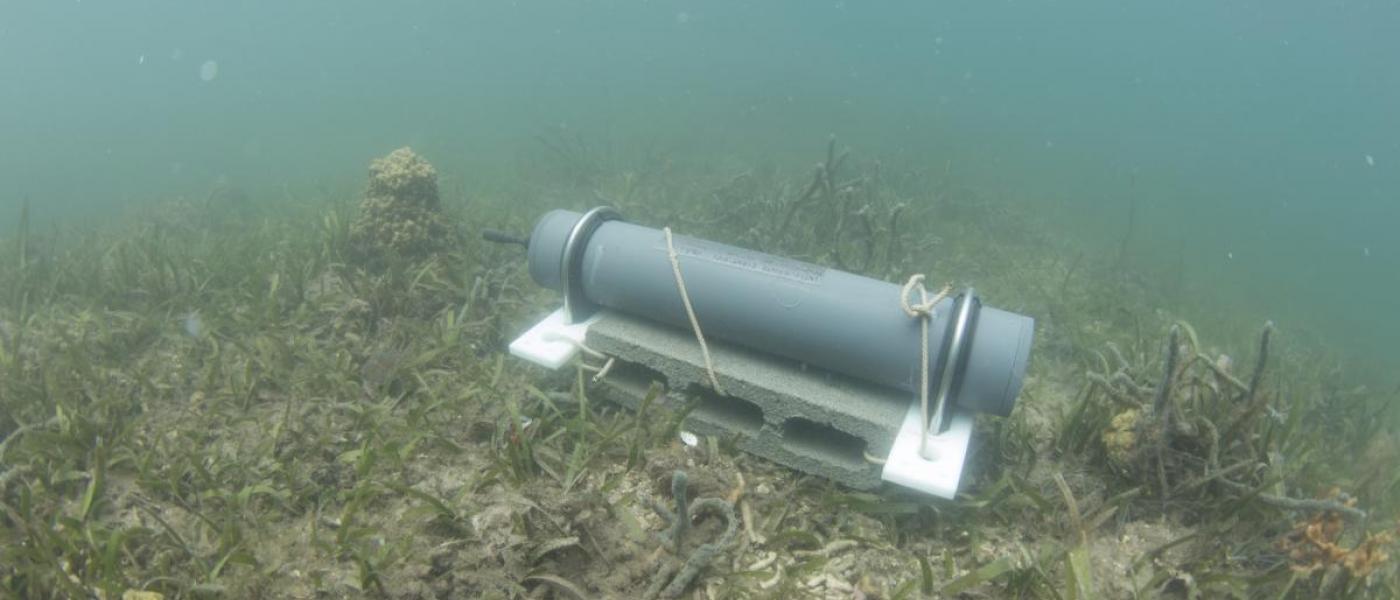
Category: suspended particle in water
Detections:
[
  {"x1": 138, "y1": 54, "x2": 145, "y2": 65},
  {"x1": 181, "y1": 311, "x2": 202, "y2": 338},
  {"x1": 1214, "y1": 353, "x2": 1233, "y2": 373},
  {"x1": 199, "y1": 60, "x2": 219, "y2": 82},
  {"x1": 676, "y1": 12, "x2": 691, "y2": 24},
  {"x1": 1364, "y1": 247, "x2": 1371, "y2": 257},
  {"x1": 1226, "y1": 251, "x2": 1234, "y2": 260},
  {"x1": 1365, "y1": 154, "x2": 1375, "y2": 167}
]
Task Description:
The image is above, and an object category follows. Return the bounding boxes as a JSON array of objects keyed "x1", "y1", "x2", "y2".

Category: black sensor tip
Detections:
[{"x1": 482, "y1": 228, "x2": 530, "y2": 248}]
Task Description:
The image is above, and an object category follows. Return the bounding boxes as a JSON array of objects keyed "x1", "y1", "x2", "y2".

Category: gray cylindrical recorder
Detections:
[{"x1": 522, "y1": 207, "x2": 1034, "y2": 425}]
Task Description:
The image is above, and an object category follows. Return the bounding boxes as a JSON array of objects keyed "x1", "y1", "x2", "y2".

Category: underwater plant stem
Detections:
[
  {"x1": 0, "y1": 415, "x2": 58, "y2": 463},
  {"x1": 1155, "y1": 325, "x2": 1181, "y2": 509},
  {"x1": 1153, "y1": 325, "x2": 1181, "y2": 417},
  {"x1": 0, "y1": 465, "x2": 28, "y2": 489},
  {"x1": 1053, "y1": 472, "x2": 1086, "y2": 545},
  {"x1": 1217, "y1": 478, "x2": 1366, "y2": 520},
  {"x1": 671, "y1": 470, "x2": 689, "y2": 554},
  {"x1": 1059, "y1": 251, "x2": 1084, "y2": 298},
  {"x1": 1190, "y1": 352, "x2": 1249, "y2": 392},
  {"x1": 1222, "y1": 322, "x2": 1274, "y2": 450},
  {"x1": 884, "y1": 203, "x2": 905, "y2": 276},
  {"x1": 1243, "y1": 321, "x2": 1273, "y2": 406},
  {"x1": 643, "y1": 563, "x2": 680, "y2": 600}
]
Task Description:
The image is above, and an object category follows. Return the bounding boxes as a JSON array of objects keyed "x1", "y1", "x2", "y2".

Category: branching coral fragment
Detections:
[{"x1": 644, "y1": 470, "x2": 738, "y2": 599}]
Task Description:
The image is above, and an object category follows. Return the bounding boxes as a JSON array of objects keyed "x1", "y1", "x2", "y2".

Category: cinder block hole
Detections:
[
  {"x1": 687, "y1": 386, "x2": 764, "y2": 436},
  {"x1": 601, "y1": 361, "x2": 670, "y2": 398},
  {"x1": 780, "y1": 418, "x2": 868, "y2": 470}
]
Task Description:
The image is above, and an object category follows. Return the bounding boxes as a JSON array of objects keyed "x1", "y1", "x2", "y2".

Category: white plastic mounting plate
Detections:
[
  {"x1": 881, "y1": 402, "x2": 974, "y2": 499},
  {"x1": 508, "y1": 308, "x2": 599, "y2": 370}
]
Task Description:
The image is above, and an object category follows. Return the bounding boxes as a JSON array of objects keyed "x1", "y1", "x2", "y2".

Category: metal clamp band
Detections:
[
  {"x1": 929, "y1": 287, "x2": 979, "y2": 434},
  {"x1": 560, "y1": 206, "x2": 623, "y2": 323}
]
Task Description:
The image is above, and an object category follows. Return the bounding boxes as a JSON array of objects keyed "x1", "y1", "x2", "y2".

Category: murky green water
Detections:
[
  {"x1": 3, "y1": 0, "x2": 1396, "y2": 383},
  {"x1": 4, "y1": 4, "x2": 1399, "y2": 597}
]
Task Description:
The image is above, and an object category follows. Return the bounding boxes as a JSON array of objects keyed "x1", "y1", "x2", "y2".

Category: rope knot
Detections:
[
  {"x1": 899, "y1": 274, "x2": 950, "y2": 318},
  {"x1": 899, "y1": 274, "x2": 953, "y2": 460}
]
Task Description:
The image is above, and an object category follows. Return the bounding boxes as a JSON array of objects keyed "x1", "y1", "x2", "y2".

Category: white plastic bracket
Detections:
[
  {"x1": 880, "y1": 402, "x2": 973, "y2": 499},
  {"x1": 508, "y1": 308, "x2": 599, "y2": 370}
]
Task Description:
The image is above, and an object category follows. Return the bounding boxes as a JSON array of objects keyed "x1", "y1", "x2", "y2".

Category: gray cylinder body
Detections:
[{"x1": 527, "y1": 209, "x2": 1034, "y2": 417}]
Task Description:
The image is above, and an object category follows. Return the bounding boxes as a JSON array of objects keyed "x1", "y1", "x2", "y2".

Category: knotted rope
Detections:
[{"x1": 899, "y1": 275, "x2": 952, "y2": 459}]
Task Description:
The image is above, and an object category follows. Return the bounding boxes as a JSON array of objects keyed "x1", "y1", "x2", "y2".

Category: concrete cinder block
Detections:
[{"x1": 585, "y1": 310, "x2": 911, "y2": 490}]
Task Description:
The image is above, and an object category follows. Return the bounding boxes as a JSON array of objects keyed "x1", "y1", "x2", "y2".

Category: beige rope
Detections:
[
  {"x1": 899, "y1": 275, "x2": 952, "y2": 459},
  {"x1": 542, "y1": 331, "x2": 616, "y2": 383},
  {"x1": 663, "y1": 227, "x2": 727, "y2": 396}
]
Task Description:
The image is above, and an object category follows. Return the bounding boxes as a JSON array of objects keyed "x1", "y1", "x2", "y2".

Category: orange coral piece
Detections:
[
  {"x1": 1279, "y1": 494, "x2": 1395, "y2": 579},
  {"x1": 1342, "y1": 529, "x2": 1393, "y2": 578}
]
